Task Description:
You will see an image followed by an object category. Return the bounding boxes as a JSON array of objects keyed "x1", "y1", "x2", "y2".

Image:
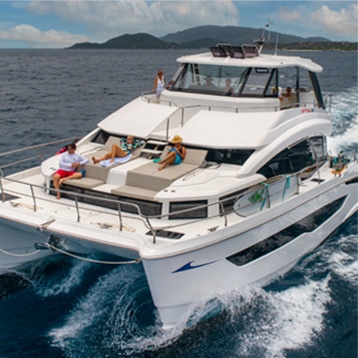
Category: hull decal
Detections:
[{"x1": 172, "y1": 259, "x2": 218, "y2": 273}]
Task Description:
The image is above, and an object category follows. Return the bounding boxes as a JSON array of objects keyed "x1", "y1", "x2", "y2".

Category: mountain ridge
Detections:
[{"x1": 66, "y1": 25, "x2": 357, "y2": 51}]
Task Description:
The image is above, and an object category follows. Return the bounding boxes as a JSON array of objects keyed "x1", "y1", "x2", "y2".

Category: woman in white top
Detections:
[{"x1": 152, "y1": 70, "x2": 165, "y2": 98}]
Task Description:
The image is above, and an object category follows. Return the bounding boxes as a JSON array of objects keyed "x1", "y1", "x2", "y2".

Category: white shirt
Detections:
[{"x1": 58, "y1": 151, "x2": 89, "y2": 171}]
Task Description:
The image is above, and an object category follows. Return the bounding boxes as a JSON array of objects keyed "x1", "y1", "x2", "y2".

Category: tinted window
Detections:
[
  {"x1": 170, "y1": 63, "x2": 247, "y2": 96},
  {"x1": 205, "y1": 148, "x2": 254, "y2": 165},
  {"x1": 258, "y1": 136, "x2": 325, "y2": 178},
  {"x1": 241, "y1": 68, "x2": 273, "y2": 96},
  {"x1": 226, "y1": 196, "x2": 346, "y2": 266},
  {"x1": 92, "y1": 130, "x2": 111, "y2": 144}
]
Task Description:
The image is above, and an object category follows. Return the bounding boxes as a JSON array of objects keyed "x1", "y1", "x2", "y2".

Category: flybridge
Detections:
[{"x1": 210, "y1": 43, "x2": 259, "y2": 59}]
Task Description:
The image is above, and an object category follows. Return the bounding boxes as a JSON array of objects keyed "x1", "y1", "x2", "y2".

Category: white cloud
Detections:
[
  {"x1": 310, "y1": 4, "x2": 358, "y2": 37},
  {"x1": 0, "y1": 24, "x2": 90, "y2": 48},
  {"x1": 26, "y1": 0, "x2": 239, "y2": 40},
  {"x1": 277, "y1": 7, "x2": 301, "y2": 22}
]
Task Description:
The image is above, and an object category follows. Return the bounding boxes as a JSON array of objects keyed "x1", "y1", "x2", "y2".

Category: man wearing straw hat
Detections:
[{"x1": 157, "y1": 135, "x2": 186, "y2": 171}]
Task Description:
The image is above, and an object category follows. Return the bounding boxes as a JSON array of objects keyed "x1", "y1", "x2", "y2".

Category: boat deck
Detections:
[{"x1": 0, "y1": 160, "x2": 345, "y2": 252}]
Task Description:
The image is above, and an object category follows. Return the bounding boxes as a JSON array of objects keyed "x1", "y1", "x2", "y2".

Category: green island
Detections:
[{"x1": 67, "y1": 25, "x2": 357, "y2": 51}]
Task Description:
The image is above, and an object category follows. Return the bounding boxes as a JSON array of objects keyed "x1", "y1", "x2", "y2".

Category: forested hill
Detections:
[{"x1": 67, "y1": 25, "x2": 356, "y2": 51}]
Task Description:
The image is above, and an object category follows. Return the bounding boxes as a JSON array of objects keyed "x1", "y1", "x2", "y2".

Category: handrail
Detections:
[
  {"x1": 0, "y1": 158, "x2": 338, "y2": 244},
  {"x1": 0, "y1": 137, "x2": 81, "y2": 158},
  {"x1": 161, "y1": 101, "x2": 321, "y2": 141},
  {"x1": 140, "y1": 91, "x2": 178, "y2": 107},
  {"x1": 0, "y1": 176, "x2": 151, "y2": 230},
  {"x1": 0, "y1": 137, "x2": 81, "y2": 175}
]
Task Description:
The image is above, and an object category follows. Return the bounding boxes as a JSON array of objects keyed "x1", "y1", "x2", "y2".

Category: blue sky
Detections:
[{"x1": 0, "y1": 1, "x2": 357, "y2": 48}]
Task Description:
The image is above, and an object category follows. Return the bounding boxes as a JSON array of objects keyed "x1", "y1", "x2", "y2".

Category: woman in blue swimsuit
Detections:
[{"x1": 158, "y1": 135, "x2": 186, "y2": 171}]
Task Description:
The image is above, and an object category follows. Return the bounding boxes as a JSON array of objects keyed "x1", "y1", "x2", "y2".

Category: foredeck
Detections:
[{"x1": 0, "y1": 158, "x2": 346, "y2": 255}]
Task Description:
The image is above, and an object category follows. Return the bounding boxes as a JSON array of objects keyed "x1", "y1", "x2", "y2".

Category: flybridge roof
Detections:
[{"x1": 176, "y1": 52, "x2": 323, "y2": 73}]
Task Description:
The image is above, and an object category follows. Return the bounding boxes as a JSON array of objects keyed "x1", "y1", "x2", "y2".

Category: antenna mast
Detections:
[
  {"x1": 274, "y1": 32, "x2": 279, "y2": 55},
  {"x1": 256, "y1": 20, "x2": 273, "y2": 54}
]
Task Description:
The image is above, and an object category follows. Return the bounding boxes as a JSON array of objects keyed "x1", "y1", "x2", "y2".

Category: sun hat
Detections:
[{"x1": 171, "y1": 135, "x2": 183, "y2": 143}]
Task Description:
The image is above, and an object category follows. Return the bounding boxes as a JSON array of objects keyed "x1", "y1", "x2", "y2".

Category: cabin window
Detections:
[
  {"x1": 170, "y1": 63, "x2": 248, "y2": 96},
  {"x1": 258, "y1": 136, "x2": 326, "y2": 179},
  {"x1": 171, "y1": 63, "x2": 246, "y2": 96},
  {"x1": 92, "y1": 130, "x2": 111, "y2": 144},
  {"x1": 204, "y1": 148, "x2": 254, "y2": 165},
  {"x1": 169, "y1": 200, "x2": 208, "y2": 219},
  {"x1": 345, "y1": 177, "x2": 358, "y2": 185},
  {"x1": 226, "y1": 196, "x2": 346, "y2": 266},
  {"x1": 240, "y1": 68, "x2": 273, "y2": 96},
  {"x1": 219, "y1": 189, "x2": 247, "y2": 214},
  {"x1": 170, "y1": 64, "x2": 280, "y2": 98}
]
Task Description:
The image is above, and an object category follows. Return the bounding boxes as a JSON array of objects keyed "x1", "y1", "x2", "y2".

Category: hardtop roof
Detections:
[{"x1": 176, "y1": 52, "x2": 323, "y2": 72}]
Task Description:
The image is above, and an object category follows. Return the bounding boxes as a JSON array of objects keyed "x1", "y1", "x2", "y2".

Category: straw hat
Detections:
[{"x1": 171, "y1": 135, "x2": 183, "y2": 143}]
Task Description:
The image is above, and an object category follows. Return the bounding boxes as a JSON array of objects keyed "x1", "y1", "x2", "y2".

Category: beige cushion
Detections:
[
  {"x1": 69, "y1": 137, "x2": 145, "y2": 187},
  {"x1": 103, "y1": 136, "x2": 122, "y2": 150},
  {"x1": 111, "y1": 185, "x2": 158, "y2": 201},
  {"x1": 160, "y1": 147, "x2": 207, "y2": 166},
  {"x1": 111, "y1": 148, "x2": 208, "y2": 194},
  {"x1": 126, "y1": 162, "x2": 197, "y2": 191},
  {"x1": 63, "y1": 177, "x2": 104, "y2": 189}
]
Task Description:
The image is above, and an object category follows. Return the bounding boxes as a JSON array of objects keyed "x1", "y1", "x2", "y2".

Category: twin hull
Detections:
[{"x1": 0, "y1": 178, "x2": 356, "y2": 327}]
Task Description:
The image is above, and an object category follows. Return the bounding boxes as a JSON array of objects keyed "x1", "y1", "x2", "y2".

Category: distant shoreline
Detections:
[{"x1": 0, "y1": 48, "x2": 356, "y2": 52}]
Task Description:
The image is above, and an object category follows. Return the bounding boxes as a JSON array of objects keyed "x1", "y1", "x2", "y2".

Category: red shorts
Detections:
[{"x1": 55, "y1": 169, "x2": 76, "y2": 178}]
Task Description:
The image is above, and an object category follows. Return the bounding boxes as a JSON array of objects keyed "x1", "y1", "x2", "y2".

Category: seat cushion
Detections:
[
  {"x1": 111, "y1": 185, "x2": 158, "y2": 201},
  {"x1": 160, "y1": 147, "x2": 207, "y2": 166},
  {"x1": 63, "y1": 177, "x2": 104, "y2": 189},
  {"x1": 126, "y1": 162, "x2": 197, "y2": 191}
]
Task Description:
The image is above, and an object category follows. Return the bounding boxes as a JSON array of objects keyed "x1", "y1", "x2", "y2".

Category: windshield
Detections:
[
  {"x1": 171, "y1": 63, "x2": 247, "y2": 95},
  {"x1": 170, "y1": 63, "x2": 277, "y2": 97}
]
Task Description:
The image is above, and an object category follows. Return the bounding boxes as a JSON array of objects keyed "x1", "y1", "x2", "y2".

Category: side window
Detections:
[
  {"x1": 241, "y1": 68, "x2": 271, "y2": 96},
  {"x1": 258, "y1": 137, "x2": 324, "y2": 178},
  {"x1": 309, "y1": 136, "x2": 326, "y2": 161},
  {"x1": 92, "y1": 130, "x2": 110, "y2": 144}
]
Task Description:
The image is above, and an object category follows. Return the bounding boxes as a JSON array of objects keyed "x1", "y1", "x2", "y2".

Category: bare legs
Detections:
[
  {"x1": 157, "y1": 151, "x2": 176, "y2": 171},
  {"x1": 53, "y1": 172, "x2": 83, "y2": 199},
  {"x1": 92, "y1": 144, "x2": 128, "y2": 164}
]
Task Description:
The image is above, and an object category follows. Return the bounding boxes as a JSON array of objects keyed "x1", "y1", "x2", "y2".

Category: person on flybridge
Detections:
[{"x1": 152, "y1": 70, "x2": 165, "y2": 98}]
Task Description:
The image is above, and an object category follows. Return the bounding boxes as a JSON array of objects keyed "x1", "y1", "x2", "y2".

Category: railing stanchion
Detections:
[
  {"x1": 35, "y1": 147, "x2": 44, "y2": 161},
  {"x1": 166, "y1": 118, "x2": 170, "y2": 141},
  {"x1": 0, "y1": 178, "x2": 5, "y2": 203},
  {"x1": 30, "y1": 185, "x2": 37, "y2": 212},
  {"x1": 219, "y1": 201, "x2": 228, "y2": 227},
  {"x1": 181, "y1": 108, "x2": 185, "y2": 127},
  {"x1": 117, "y1": 203, "x2": 123, "y2": 231},
  {"x1": 74, "y1": 197, "x2": 80, "y2": 222},
  {"x1": 296, "y1": 174, "x2": 300, "y2": 194},
  {"x1": 145, "y1": 218, "x2": 156, "y2": 244},
  {"x1": 266, "y1": 185, "x2": 271, "y2": 208}
]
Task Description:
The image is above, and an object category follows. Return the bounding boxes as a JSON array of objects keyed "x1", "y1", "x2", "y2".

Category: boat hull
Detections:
[
  {"x1": 0, "y1": 172, "x2": 356, "y2": 328},
  {"x1": 142, "y1": 179, "x2": 357, "y2": 328},
  {"x1": 0, "y1": 217, "x2": 55, "y2": 274}
]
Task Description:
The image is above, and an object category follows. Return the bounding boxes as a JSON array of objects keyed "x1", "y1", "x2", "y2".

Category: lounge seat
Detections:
[
  {"x1": 111, "y1": 147, "x2": 208, "y2": 199},
  {"x1": 63, "y1": 136, "x2": 144, "y2": 189}
]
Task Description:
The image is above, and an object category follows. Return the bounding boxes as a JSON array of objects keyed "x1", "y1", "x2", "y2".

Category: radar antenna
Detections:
[{"x1": 255, "y1": 20, "x2": 273, "y2": 54}]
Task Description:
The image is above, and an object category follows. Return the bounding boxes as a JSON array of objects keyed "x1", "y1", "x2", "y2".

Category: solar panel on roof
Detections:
[
  {"x1": 229, "y1": 46, "x2": 245, "y2": 59},
  {"x1": 242, "y1": 45, "x2": 258, "y2": 58},
  {"x1": 210, "y1": 47, "x2": 227, "y2": 58}
]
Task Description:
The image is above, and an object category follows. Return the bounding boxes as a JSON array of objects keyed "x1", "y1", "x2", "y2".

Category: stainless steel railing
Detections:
[
  {"x1": 143, "y1": 99, "x2": 324, "y2": 141},
  {"x1": 0, "y1": 158, "x2": 332, "y2": 244},
  {"x1": 0, "y1": 137, "x2": 81, "y2": 177}
]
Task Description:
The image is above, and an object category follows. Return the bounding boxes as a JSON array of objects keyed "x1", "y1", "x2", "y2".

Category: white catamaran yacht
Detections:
[{"x1": 0, "y1": 43, "x2": 357, "y2": 329}]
